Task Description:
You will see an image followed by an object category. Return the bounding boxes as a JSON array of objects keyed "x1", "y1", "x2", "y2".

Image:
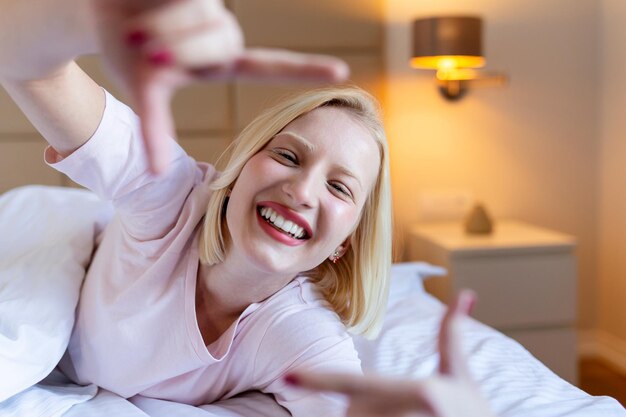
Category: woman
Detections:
[
  {"x1": 0, "y1": 0, "x2": 391, "y2": 415},
  {"x1": 1, "y1": 0, "x2": 499, "y2": 416}
]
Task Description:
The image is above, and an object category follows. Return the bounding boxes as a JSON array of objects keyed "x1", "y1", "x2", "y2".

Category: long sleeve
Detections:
[{"x1": 45, "y1": 89, "x2": 202, "y2": 241}]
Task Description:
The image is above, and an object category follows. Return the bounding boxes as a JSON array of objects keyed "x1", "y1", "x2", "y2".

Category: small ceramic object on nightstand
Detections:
[{"x1": 464, "y1": 202, "x2": 493, "y2": 234}]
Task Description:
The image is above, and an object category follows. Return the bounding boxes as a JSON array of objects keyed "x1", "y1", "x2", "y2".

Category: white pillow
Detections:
[
  {"x1": 387, "y1": 262, "x2": 446, "y2": 303},
  {"x1": 0, "y1": 185, "x2": 112, "y2": 401}
]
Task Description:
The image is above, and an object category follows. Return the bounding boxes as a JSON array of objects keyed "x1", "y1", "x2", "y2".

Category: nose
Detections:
[{"x1": 281, "y1": 171, "x2": 320, "y2": 209}]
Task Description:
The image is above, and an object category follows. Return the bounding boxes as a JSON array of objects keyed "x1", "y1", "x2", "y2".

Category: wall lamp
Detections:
[{"x1": 410, "y1": 16, "x2": 507, "y2": 101}]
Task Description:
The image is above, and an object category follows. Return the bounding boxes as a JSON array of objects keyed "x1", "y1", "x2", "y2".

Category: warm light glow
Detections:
[
  {"x1": 436, "y1": 68, "x2": 480, "y2": 81},
  {"x1": 410, "y1": 55, "x2": 485, "y2": 70}
]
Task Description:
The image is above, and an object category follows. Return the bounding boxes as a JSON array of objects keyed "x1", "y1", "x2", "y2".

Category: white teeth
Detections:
[
  {"x1": 274, "y1": 215, "x2": 285, "y2": 228},
  {"x1": 292, "y1": 225, "x2": 303, "y2": 237},
  {"x1": 259, "y1": 206, "x2": 307, "y2": 239}
]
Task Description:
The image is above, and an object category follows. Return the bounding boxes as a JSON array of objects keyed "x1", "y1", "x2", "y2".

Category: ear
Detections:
[
  {"x1": 336, "y1": 238, "x2": 351, "y2": 256},
  {"x1": 329, "y1": 237, "x2": 351, "y2": 261}
]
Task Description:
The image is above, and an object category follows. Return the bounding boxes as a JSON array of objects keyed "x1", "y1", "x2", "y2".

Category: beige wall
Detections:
[
  {"x1": 597, "y1": 0, "x2": 626, "y2": 361},
  {"x1": 384, "y1": 0, "x2": 600, "y2": 331}
]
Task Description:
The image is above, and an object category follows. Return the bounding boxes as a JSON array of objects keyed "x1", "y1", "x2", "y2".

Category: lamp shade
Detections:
[{"x1": 411, "y1": 16, "x2": 485, "y2": 70}]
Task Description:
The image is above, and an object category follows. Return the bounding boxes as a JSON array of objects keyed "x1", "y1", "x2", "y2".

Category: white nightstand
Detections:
[{"x1": 407, "y1": 220, "x2": 578, "y2": 384}]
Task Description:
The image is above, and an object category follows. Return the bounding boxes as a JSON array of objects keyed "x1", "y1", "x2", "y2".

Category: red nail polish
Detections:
[
  {"x1": 126, "y1": 30, "x2": 148, "y2": 47},
  {"x1": 284, "y1": 375, "x2": 300, "y2": 386},
  {"x1": 466, "y1": 296, "x2": 476, "y2": 315},
  {"x1": 459, "y1": 291, "x2": 476, "y2": 315},
  {"x1": 149, "y1": 50, "x2": 173, "y2": 66}
]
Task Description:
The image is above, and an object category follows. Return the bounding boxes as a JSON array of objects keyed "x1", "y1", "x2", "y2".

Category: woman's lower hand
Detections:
[
  {"x1": 285, "y1": 290, "x2": 497, "y2": 417},
  {"x1": 91, "y1": 0, "x2": 349, "y2": 174}
]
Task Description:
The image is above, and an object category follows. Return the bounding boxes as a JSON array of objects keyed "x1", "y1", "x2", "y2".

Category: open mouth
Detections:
[{"x1": 257, "y1": 205, "x2": 310, "y2": 240}]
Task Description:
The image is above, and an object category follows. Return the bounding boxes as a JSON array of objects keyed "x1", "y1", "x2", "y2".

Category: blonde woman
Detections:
[{"x1": 0, "y1": 0, "x2": 391, "y2": 415}]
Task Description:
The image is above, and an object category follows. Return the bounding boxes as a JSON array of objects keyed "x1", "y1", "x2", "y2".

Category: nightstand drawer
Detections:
[
  {"x1": 450, "y1": 252, "x2": 576, "y2": 329},
  {"x1": 409, "y1": 220, "x2": 578, "y2": 383},
  {"x1": 504, "y1": 327, "x2": 577, "y2": 384}
]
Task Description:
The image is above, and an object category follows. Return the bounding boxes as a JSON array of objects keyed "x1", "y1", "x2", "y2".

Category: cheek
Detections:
[
  {"x1": 225, "y1": 157, "x2": 283, "y2": 222},
  {"x1": 321, "y1": 200, "x2": 361, "y2": 239},
  {"x1": 228, "y1": 157, "x2": 266, "y2": 203},
  {"x1": 224, "y1": 172, "x2": 255, "y2": 232},
  {"x1": 238, "y1": 156, "x2": 285, "y2": 188}
]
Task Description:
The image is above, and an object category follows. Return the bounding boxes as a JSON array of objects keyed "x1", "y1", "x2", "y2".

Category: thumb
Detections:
[
  {"x1": 438, "y1": 289, "x2": 476, "y2": 379},
  {"x1": 135, "y1": 72, "x2": 176, "y2": 175}
]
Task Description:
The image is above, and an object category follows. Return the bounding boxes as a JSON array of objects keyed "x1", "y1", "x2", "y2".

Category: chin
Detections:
[{"x1": 243, "y1": 246, "x2": 320, "y2": 279}]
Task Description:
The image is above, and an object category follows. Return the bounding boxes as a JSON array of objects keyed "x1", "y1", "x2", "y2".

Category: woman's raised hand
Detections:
[
  {"x1": 285, "y1": 290, "x2": 497, "y2": 417},
  {"x1": 91, "y1": 0, "x2": 349, "y2": 173}
]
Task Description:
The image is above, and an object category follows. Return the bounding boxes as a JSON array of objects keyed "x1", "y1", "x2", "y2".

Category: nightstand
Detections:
[{"x1": 407, "y1": 220, "x2": 578, "y2": 384}]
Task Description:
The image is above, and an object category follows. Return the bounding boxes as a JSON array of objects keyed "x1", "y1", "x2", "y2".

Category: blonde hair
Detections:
[{"x1": 199, "y1": 86, "x2": 392, "y2": 338}]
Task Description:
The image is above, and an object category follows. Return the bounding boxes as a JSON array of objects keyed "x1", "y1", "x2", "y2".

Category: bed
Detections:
[{"x1": 0, "y1": 185, "x2": 623, "y2": 416}]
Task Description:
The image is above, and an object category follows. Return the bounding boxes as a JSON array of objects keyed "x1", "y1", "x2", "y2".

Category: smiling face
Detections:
[{"x1": 224, "y1": 106, "x2": 380, "y2": 284}]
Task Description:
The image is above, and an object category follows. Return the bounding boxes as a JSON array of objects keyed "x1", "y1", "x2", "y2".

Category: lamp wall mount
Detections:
[
  {"x1": 411, "y1": 16, "x2": 507, "y2": 100},
  {"x1": 436, "y1": 69, "x2": 507, "y2": 100}
]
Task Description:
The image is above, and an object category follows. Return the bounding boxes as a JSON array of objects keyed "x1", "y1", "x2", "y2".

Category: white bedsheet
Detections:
[
  {"x1": 355, "y1": 278, "x2": 624, "y2": 416},
  {"x1": 0, "y1": 186, "x2": 623, "y2": 417}
]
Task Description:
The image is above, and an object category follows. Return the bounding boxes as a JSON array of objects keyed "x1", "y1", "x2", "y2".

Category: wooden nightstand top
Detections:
[{"x1": 410, "y1": 220, "x2": 577, "y2": 255}]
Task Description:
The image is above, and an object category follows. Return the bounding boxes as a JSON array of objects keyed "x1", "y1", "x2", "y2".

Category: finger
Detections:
[
  {"x1": 107, "y1": 0, "x2": 176, "y2": 10},
  {"x1": 127, "y1": 0, "x2": 224, "y2": 39},
  {"x1": 438, "y1": 289, "x2": 476, "y2": 379},
  {"x1": 134, "y1": 72, "x2": 176, "y2": 174},
  {"x1": 286, "y1": 372, "x2": 372, "y2": 396},
  {"x1": 224, "y1": 48, "x2": 350, "y2": 83},
  {"x1": 144, "y1": 22, "x2": 243, "y2": 68},
  {"x1": 285, "y1": 372, "x2": 431, "y2": 409}
]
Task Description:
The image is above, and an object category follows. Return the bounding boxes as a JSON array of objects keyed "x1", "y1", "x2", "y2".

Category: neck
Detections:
[{"x1": 196, "y1": 256, "x2": 295, "y2": 319}]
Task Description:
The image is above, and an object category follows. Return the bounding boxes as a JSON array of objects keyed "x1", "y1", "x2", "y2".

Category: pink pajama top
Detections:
[{"x1": 48, "y1": 90, "x2": 361, "y2": 416}]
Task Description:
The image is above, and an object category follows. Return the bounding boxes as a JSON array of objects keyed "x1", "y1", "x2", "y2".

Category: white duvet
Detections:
[{"x1": 0, "y1": 186, "x2": 623, "y2": 416}]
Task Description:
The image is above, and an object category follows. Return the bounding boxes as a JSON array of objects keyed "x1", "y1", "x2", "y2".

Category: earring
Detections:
[{"x1": 331, "y1": 250, "x2": 341, "y2": 264}]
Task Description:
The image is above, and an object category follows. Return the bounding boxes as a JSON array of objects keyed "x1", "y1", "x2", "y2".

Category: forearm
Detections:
[
  {"x1": 0, "y1": 0, "x2": 104, "y2": 156},
  {"x1": 0, "y1": 0, "x2": 97, "y2": 82},
  {"x1": 1, "y1": 65, "x2": 105, "y2": 156}
]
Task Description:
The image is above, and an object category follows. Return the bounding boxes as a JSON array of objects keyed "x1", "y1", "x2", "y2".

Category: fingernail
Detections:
[
  {"x1": 284, "y1": 374, "x2": 300, "y2": 386},
  {"x1": 334, "y1": 61, "x2": 350, "y2": 81},
  {"x1": 460, "y1": 291, "x2": 476, "y2": 315},
  {"x1": 126, "y1": 30, "x2": 149, "y2": 47},
  {"x1": 148, "y1": 50, "x2": 173, "y2": 66},
  {"x1": 466, "y1": 295, "x2": 476, "y2": 315}
]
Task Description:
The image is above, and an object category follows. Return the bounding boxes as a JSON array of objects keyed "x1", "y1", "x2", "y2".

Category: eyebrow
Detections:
[
  {"x1": 274, "y1": 131, "x2": 363, "y2": 191},
  {"x1": 275, "y1": 131, "x2": 316, "y2": 152}
]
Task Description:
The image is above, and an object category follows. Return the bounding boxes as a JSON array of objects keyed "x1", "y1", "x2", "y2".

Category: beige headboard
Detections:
[{"x1": 0, "y1": 0, "x2": 384, "y2": 193}]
